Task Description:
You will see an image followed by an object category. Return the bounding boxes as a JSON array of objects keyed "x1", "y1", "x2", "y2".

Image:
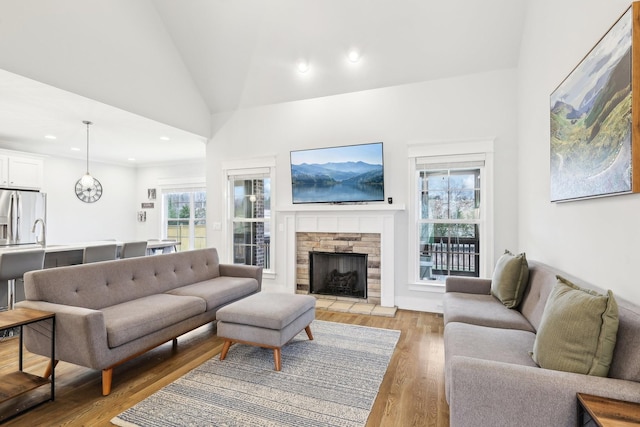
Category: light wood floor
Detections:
[{"x1": 0, "y1": 309, "x2": 449, "y2": 426}]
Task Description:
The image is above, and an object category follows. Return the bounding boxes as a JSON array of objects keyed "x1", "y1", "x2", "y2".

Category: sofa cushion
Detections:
[
  {"x1": 443, "y1": 292, "x2": 535, "y2": 332},
  {"x1": 444, "y1": 322, "x2": 537, "y2": 401},
  {"x1": 531, "y1": 276, "x2": 619, "y2": 377},
  {"x1": 102, "y1": 294, "x2": 206, "y2": 348},
  {"x1": 166, "y1": 276, "x2": 260, "y2": 311},
  {"x1": 491, "y1": 250, "x2": 529, "y2": 309},
  {"x1": 445, "y1": 322, "x2": 538, "y2": 367}
]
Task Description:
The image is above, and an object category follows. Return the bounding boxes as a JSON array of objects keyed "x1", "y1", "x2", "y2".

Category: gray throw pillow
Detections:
[
  {"x1": 531, "y1": 276, "x2": 618, "y2": 377},
  {"x1": 491, "y1": 250, "x2": 529, "y2": 309}
]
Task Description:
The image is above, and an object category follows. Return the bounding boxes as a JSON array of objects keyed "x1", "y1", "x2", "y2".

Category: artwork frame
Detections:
[{"x1": 549, "y1": 4, "x2": 640, "y2": 202}]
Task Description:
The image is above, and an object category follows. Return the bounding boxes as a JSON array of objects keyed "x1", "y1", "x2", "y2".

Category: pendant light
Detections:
[
  {"x1": 80, "y1": 120, "x2": 95, "y2": 187},
  {"x1": 74, "y1": 120, "x2": 103, "y2": 203}
]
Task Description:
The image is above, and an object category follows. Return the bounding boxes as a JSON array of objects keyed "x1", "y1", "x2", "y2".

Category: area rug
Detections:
[{"x1": 111, "y1": 320, "x2": 400, "y2": 427}]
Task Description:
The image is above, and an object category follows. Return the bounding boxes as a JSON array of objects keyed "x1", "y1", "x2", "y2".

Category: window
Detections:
[
  {"x1": 408, "y1": 142, "x2": 493, "y2": 285},
  {"x1": 163, "y1": 190, "x2": 206, "y2": 250},
  {"x1": 418, "y1": 164, "x2": 482, "y2": 280},
  {"x1": 228, "y1": 171, "x2": 272, "y2": 270}
]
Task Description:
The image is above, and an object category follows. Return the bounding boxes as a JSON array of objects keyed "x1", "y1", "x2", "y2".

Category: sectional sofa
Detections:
[
  {"x1": 15, "y1": 247, "x2": 262, "y2": 395},
  {"x1": 443, "y1": 259, "x2": 640, "y2": 427}
]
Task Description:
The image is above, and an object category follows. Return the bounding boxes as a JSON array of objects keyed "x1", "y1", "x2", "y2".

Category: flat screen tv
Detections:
[{"x1": 290, "y1": 142, "x2": 384, "y2": 204}]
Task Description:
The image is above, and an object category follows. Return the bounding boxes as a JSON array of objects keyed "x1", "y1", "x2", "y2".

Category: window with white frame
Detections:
[
  {"x1": 409, "y1": 144, "x2": 493, "y2": 285},
  {"x1": 227, "y1": 169, "x2": 273, "y2": 271},
  {"x1": 162, "y1": 189, "x2": 206, "y2": 251},
  {"x1": 418, "y1": 161, "x2": 482, "y2": 280}
]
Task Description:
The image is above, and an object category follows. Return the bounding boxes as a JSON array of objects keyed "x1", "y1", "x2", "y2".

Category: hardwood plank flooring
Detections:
[{"x1": 0, "y1": 309, "x2": 449, "y2": 426}]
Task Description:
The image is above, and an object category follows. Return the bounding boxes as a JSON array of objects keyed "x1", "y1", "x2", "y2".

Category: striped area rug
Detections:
[{"x1": 112, "y1": 320, "x2": 400, "y2": 427}]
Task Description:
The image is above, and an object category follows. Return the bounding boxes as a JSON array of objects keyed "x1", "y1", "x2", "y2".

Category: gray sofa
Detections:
[
  {"x1": 443, "y1": 260, "x2": 640, "y2": 427},
  {"x1": 15, "y1": 248, "x2": 262, "y2": 395}
]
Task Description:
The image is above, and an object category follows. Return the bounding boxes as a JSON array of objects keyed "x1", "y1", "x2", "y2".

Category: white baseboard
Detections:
[{"x1": 395, "y1": 295, "x2": 443, "y2": 314}]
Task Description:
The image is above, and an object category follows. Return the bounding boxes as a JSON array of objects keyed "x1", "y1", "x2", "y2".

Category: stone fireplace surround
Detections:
[
  {"x1": 297, "y1": 232, "x2": 381, "y2": 304},
  {"x1": 281, "y1": 205, "x2": 401, "y2": 308}
]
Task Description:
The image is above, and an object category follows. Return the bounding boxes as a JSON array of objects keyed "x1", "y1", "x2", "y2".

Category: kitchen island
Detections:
[{"x1": 0, "y1": 240, "x2": 180, "y2": 267}]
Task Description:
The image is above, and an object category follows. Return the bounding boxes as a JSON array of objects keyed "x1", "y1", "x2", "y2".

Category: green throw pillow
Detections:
[
  {"x1": 531, "y1": 276, "x2": 619, "y2": 377},
  {"x1": 491, "y1": 250, "x2": 529, "y2": 309}
]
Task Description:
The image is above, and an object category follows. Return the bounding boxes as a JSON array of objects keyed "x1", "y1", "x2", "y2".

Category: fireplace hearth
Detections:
[{"x1": 310, "y1": 251, "x2": 367, "y2": 298}]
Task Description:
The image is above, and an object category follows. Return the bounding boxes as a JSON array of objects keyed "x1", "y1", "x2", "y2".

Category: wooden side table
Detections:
[
  {"x1": 0, "y1": 308, "x2": 55, "y2": 422},
  {"x1": 577, "y1": 393, "x2": 640, "y2": 427}
]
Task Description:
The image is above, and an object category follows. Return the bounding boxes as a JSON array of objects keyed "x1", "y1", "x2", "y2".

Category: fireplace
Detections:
[
  {"x1": 310, "y1": 251, "x2": 368, "y2": 298},
  {"x1": 296, "y1": 232, "x2": 381, "y2": 304},
  {"x1": 282, "y1": 205, "x2": 401, "y2": 307}
]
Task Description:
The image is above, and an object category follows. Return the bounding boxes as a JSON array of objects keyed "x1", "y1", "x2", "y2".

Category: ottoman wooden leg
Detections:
[
  {"x1": 273, "y1": 347, "x2": 282, "y2": 371},
  {"x1": 220, "y1": 340, "x2": 232, "y2": 361},
  {"x1": 305, "y1": 325, "x2": 314, "y2": 340}
]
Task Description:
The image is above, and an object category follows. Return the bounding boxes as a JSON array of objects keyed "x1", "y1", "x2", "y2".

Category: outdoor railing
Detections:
[{"x1": 421, "y1": 237, "x2": 479, "y2": 278}]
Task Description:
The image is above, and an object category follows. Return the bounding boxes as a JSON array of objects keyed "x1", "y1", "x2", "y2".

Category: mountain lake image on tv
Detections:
[{"x1": 290, "y1": 142, "x2": 384, "y2": 204}]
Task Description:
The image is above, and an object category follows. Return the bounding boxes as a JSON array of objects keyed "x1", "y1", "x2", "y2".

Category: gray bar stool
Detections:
[
  {"x1": 121, "y1": 241, "x2": 148, "y2": 259},
  {"x1": 83, "y1": 244, "x2": 117, "y2": 264},
  {"x1": 0, "y1": 249, "x2": 45, "y2": 309}
]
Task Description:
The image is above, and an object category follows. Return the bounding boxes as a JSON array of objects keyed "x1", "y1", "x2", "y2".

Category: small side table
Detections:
[
  {"x1": 0, "y1": 308, "x2": 55, "y2": 422},
  {"x1": 577, "y1": 393, "x2": 640, "y2": 427}
]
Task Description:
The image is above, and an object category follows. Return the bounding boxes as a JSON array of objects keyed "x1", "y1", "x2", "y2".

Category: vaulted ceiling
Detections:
[{"x1": 0, "y1": 0, "x2": 528, "y2": 165}]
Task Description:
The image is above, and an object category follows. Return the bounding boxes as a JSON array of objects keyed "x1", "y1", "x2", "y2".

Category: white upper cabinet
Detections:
[{"x1": 0, "y1": 154, "x2": 44, "y2": 190}]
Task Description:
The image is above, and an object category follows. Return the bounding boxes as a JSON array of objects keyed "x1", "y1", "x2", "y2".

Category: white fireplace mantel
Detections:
[
  {"x1": 279, "y1": 205, "x2": 404, "y2": 308},
  {"x1": 277, "y1": 203, "x2": 405, "y2": 213}
]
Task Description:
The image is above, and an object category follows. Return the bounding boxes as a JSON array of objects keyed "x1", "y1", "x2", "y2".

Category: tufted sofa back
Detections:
[
  {"x1": 519, "y1": 260, "x2": 640, "y2": 383},
  {"x1": 24, "y1": 248, "x2": 221, "y2": 310}
]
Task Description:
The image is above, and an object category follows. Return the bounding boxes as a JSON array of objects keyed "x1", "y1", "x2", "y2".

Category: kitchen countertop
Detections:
[{"x1": 0, "y1": 240, "x2": 179, "y2": 254}]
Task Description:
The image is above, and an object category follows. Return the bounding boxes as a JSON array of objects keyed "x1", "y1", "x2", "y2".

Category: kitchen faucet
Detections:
[{"x1": 32, "y1": 218, "x2": 46, "y2": 247}]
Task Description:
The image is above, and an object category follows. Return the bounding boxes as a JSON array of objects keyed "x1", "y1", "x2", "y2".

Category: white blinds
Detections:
[{"x1": 416, "y1": 153, "x2": 485, "y2": 170}]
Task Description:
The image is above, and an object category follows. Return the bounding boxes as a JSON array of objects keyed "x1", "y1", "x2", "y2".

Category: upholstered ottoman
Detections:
[{"x1": 217, "y1": 293, "x2": 316, "y2": 370}]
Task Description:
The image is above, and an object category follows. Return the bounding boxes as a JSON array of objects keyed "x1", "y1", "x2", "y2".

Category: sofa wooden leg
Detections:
[
  {"x1": 102, "y1": 368, "x2": 113, "y2": 396},
  {"x1": 43, "y1": 359, "x2": 58, "y2": 379},
  {"x1": 304, "y1": 325, "x2": 314, "y2": 341},
  {"x1": 220, "y1": 340, "x2": 232, "y2": 360},
  {"x1": 273, "y1": 348, "x2": 282, "y2": 371},
  {"x1": 172, "y1": 338, "x2": 178, "y2": 350}
]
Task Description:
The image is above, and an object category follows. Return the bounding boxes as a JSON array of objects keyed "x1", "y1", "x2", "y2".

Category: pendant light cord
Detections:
[{"x1": 84, "y1": 120, "x2": 92, "y2": 174}]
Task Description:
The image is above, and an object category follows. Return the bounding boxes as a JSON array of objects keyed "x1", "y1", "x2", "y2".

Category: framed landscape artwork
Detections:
[{"x1": 550, "y1": 4, "x2": 640, "y2": 202}]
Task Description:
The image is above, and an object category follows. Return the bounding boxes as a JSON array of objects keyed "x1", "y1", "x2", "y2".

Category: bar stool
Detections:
[
  {"x1": 0, "y1": 249, "x2": 45, "y2": 309},
  {"x1": 121, "y1": 241, "x2": 148, "y2": 258},
  {"x1": 83, "y1": 244, "x2": 117, "y2": 264}
]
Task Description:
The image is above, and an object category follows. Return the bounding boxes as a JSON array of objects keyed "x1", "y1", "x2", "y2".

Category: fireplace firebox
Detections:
[{"x1": 309, "y1": 251, "x2": 368, "y2": 298}]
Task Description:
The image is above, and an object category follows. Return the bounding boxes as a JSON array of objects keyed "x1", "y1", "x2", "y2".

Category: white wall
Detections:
[
  {"x1": 134, "y1": 161, "x2": 207, "y2": 241},
  {"x1": 41, "y1": 157, "x2": 137, "y2": 244},
  {"x1": 38, "y1": 156, "x2": 206, "y2": 245},
  {"x1": 207, "y1": 69, "x2": 520, "y2": 310},
  {"x1": 517, "y1": 0, "x2": 640, "y2": 304}
]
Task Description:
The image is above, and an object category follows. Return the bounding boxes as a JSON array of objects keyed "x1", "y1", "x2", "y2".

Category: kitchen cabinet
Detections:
[{"x1": 0, "y1": 155, "x2": 44, "y2": 190}]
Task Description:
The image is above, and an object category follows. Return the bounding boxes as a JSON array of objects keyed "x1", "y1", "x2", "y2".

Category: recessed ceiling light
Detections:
[
  {"x1": 128, "y1": 157, "x2": 136, "y2": 162},
  {"x1": 160, "y1": 136, "x2": 170, "y2": 141},
  {"x1": 70, "y1": 147, "x2": 80, "y2": 151},
  {"x1": 297, "y1": 60, "x2": 309, "y2": 73},
  {"x1": 348, "y1": 50, "x2": 360, "y2": 63},
  {"x1": 45, "y1": 135, "x2": 57, "y2": 140}
]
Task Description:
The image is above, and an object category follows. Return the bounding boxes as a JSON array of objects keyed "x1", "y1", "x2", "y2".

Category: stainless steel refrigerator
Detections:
[
  {"x1": 0, "y1": 190, "x2": 46, "y2": 310},
  {"x1": 0, "y1": 189, "x2": 46, "y2": 247}
]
